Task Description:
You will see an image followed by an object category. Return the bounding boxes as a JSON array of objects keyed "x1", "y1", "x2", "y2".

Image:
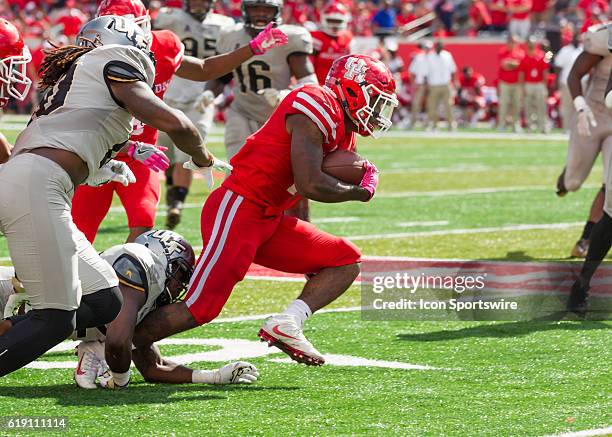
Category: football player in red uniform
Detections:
[
  {"x1": 310, "y1": 2, "x2": 352, "y2": 85},
  {"x1": 0, "y1": 19, "x2": 31, "y2": 163},
  {"x1": 132, "y1": 55, "x2": 398, "y2": 368},
  {"x1": 71, "y1": 0, "x2": 288, "y2": 243}
]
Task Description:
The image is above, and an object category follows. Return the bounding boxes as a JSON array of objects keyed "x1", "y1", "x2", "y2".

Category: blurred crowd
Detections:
[{"x1": 0, "y1": 0, "x2": 608, "y2": 131}]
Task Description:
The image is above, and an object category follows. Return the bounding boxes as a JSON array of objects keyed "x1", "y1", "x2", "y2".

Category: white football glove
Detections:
[
  {"x1": 183, "y1": 155, "x2": 233, "y2": 190},
  {"x1": 98, "y1": 368, "x2": 131, "y2": 390},
  {"x1": 213, "y1": 361, "x2": 259, "y2": 384},
  {"x1": 3, "y1": 293, "x2": 30, "y2": 318},
  {"x1": 86, "y1": 160, "x2": 136, "y2": 187},
  {"x1": 573, "y1": 96, "x2": 598, "y2": 137},
  {"x1": 195, "y1": 90, "x2": 216, "y2": 113},
  {"x1": 257, "y1": 88, "x2": 290, "y2": 107}
]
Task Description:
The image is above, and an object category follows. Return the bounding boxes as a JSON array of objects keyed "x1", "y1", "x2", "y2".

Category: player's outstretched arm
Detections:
[
  {"x1": 103, "y1": 283, "x2": 146, "y2": 388},
  {"x1": 0, "y1": 132, "x2": 12, "y2": 164},
  {"x1": 289, "y1": 114, "x2": 370, "y2": 203},
  {"x1": 567, "y1": 52, "x2": 602, "y2": 99},
  {"x1": 132, "y1": 344, "x2": 259, "y2": 385},
  {"x1": 110, "y1": 80, "x2": 213, "y2": 167},
  {"x1": 175, "y1": 22, "x2": 288, "y2": 82}
]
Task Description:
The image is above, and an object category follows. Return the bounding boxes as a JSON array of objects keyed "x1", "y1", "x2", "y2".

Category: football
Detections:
[{"x1": 322, "y1": 150, "x2": 366, "y2": 185}]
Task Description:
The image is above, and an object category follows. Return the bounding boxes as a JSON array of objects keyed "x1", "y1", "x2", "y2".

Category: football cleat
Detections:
[
  {"x1": 258, "y1": 315, "x2": 325, "y2": 366},
  {"x1": 166, "y1": 201, "x2": 183, "y2": 230},
  {"x1": 74, "y1": 341, "x2": 103, "y2": 389},
  {"x1": 556, "y1": 169, "x2": 567, "y2": 197},
  {"x1": 566, "y1": 279, "x2": 589, "y2": 317},
  {"x1": 570, "y1": 239, "x2": 589, "y2": 258}
]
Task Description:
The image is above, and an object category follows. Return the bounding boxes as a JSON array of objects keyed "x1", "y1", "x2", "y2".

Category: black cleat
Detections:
[
  {"x1": 166, "y1": 201, "x2": 183, "y2": 230},
  {"x1": 566, "y1": 279, "x2": 589, "y2": 317},
  {"x1": 556, "y1": 169, "x2": 567, "y2": 197}
]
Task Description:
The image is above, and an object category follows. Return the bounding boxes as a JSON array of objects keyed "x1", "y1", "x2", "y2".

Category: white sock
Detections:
[{"x1": 282, "y1": 299, "x2": 312, "y2": 327}]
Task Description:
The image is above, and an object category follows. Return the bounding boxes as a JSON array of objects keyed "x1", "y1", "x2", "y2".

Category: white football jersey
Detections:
[
  {"x1": 12, "y1": 45, "x2": 155, "y2": 183},
  {"x1": 100, "y1": 243, "x2": 167, "y2": 325},
  {"x1": 155, "y1": 8, "x2": 234, "y2": 103},
  {"x1": 216, "y1": 23, "x2": 314, "y2": 123},
  {"x1": 583, "y1": 23, "x2": 612, "y2": 109}
]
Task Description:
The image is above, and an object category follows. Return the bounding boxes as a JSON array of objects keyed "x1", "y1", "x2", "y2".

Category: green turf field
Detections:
[{"x1": 0, "y1": 127, "x2": 610, "y2": 436}]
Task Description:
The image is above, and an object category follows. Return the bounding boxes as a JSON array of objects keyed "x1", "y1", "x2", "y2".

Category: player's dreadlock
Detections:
[{"x1": 38, "y1": 44, "x2": 93, "y2": 90}]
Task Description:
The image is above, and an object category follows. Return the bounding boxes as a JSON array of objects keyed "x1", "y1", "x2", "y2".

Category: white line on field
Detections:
[
  {"x1": 212, "y1": 306, "x2": 361, "y2": 323},
  {"x1": 543, "y1": 426, "x2": 612, "y2": 437},
  {"x1": 347, "y1": 222, "x2": 583, "y2": 241},
  {"x1": 377, "y1": 185, "x2": 600, "y2": 198},
  {"x1": 397, "y1": 220, "x2": 449, "y2": 227},
  {"x1": 0, "y1": 222, "x2": 585, "y2": 262},
  {"x1": 380, "y1": 131, "x2": 568, "y2": 141}
]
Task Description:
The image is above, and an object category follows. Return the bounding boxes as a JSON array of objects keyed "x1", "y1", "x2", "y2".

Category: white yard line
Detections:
[
  {"x1": 380, "y1": 131, "x2": 568, "y2": 141},
  {"x1": 384, "y1": 164, "x2": 563, "y2": 174},
  {"x1": 347, "y1": 222, "x2": 583, "y2": 241},
  {"x1": 543, "y1": 426, "x2": 612, "y2": 437},
  {"x1": 211, "y1": 306, "x2": 361, "y2": 323},
  {"x1": 377, "y1": 185, "x2": 599, "y2": 198},
  {"x1": 397, "y1": 220, "x2": 449, "y2": 227}
]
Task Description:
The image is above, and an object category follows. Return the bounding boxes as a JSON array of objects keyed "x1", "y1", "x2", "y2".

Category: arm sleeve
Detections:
[{"x1": 103, "y1": 46, "x2": 155, "y2": 88}]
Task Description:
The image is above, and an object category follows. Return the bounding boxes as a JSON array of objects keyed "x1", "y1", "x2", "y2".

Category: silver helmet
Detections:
[
  {"x1": 76, "y1": 15, "x2": 151, "y2": 53},
  {"x1": 134, "y1": 230, "x2": 196, "y2": 306},
  {"x1": 242, "y1": 0, "x2": 283, "y2": 30}
]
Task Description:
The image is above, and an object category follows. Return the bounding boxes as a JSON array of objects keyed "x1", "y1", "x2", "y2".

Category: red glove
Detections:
[
  {"x1": 249, "y1": 22, "x2": 289, "y2": 55},
  {"x1": 360, "y1": 161, "x2": 379, "y2": 201}
]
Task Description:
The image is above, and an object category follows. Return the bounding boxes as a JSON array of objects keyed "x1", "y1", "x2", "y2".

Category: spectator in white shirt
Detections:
[
  {"x1": 408, "y1": 40, "x2": 432, "y2": 128},
  {"x1": 425, "y1": 40, "x2": 457, "y2": 130},
  {"x1": 554, "y1": 34, "x2": 583, "y2": 131}
]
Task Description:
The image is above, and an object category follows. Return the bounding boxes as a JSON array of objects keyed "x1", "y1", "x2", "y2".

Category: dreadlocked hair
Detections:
[{"x1": 39, "y1": 44, "x2": 93, "y2": 90}]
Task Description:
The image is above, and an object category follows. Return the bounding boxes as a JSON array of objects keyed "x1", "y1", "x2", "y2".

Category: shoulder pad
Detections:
[
  {"x1": 113, "y1": 253, "x2": 149, "y2": 295},
  {"x1": 584, "y1": 23, "x2": 611, "y2": 57},
  {"x1": 283, "y1": 25, "x2": 313, "y2": 55}
]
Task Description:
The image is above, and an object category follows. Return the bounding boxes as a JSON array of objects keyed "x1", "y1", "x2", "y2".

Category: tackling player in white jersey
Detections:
[
  {"x1": 556, "y1": 23, "x2": 612, "y2": 258},
  {"x1": 70, "y1": 230, "x2": 258, "y2": 389},
  {"x1": 0, "y1": 16, "x2": 227, "y2": 377},
  {"x1": 156, "y1": 0, "x2": 235, "y2": 229}
]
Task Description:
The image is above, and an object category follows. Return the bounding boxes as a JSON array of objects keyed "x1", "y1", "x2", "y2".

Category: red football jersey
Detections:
[
  {"x1": 223, "y1": 84, "x2": 356, "y2": 210},
  {"x1": 519, "y1": 51, "x2": 549, "y2": 83},
  {"x1": 310, "y1": 30, "x2": 353, "y2": 85},
  {"x1": 130, "y1": 30, "x2": 184, "y2": 145}
]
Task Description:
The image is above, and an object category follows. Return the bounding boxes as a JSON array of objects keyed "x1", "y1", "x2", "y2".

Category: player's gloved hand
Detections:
[
  {"x1": 214, "y1": 362, "x2": 260, "y2": 384},
  {"x1": 98, "y1": 369, "x2": 131, "y2": 390},
  {"x1": 360, "y1": 160, "x2": 379, "y2": 201},
  {"x1": 257, "y1": 88, "x2": 290, "y2": 107},
  {"x1": 3, "y1": 293, "x2": 30, "y2": 318},
  {"x1": 183, "y1": 155, "x2": 233, "y2": 190},
  {"x1": 86, "y1": 160, "x2": 136, "y2": 187},
  {"x1": 573, "y1": 96, "x2": 597, "y2": 137},
  {"x1": 195, "y1": 90, "x2": 216, "y2": 113},
  {"x1": 128, "y1": 141, "x2": 170, "y2": 172},
  {"x1": 249, "y1": 22, "x2": 288, "y2": 55}
]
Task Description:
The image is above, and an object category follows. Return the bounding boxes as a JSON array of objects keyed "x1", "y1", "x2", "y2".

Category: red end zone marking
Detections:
[{"x1": 247, "y1": 258, "x2": 612, "y2": 296}]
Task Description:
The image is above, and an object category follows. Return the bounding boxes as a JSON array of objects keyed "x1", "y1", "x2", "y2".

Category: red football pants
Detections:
[
  {"x1": 72, "y1": 157, "x2": 160, "y2": 243},
  {"x1": 184, "y1": 187, "x2": 361, "y2": 324}
]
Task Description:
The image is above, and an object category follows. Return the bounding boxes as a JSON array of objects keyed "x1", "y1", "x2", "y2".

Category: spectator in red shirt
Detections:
[
  {"x1": 468, "y1": 0, "x2": 492, "y2": 34},
  {"x1": 576, "y1": 0, "x2": 609, "y2": 22},
  {"x1": 497, "y1": 34, "x2": 525, "y2": 131},
  {"x1": 519, "y1": 38, "x2": 551, "y2": 132},
  {"x1": 488, "y1": 0, "x2": 508, "y2": 32},
  {"x1": 506, "y1": 0, "x2": 532, "y2": 40},
  {"x1": 457, "y1": 66, "x2": 486, "y2": 127},
  {"x1": 397, "y1": 1, "x2": 417, "y2": 34},
  {"x1": 54, "y1": 6, "x2": 87, "y2": 41},
  {"x1": 351, "y1": 1, "x2": 374, "y2": 36},
  {"x1": 530, "y1": 0, "x2": 550, "y2": 27}
]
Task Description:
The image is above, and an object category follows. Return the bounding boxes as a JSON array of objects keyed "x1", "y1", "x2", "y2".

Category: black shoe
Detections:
[
  {"x1": 556, "y1": 169, "x2": 567, "y2": 197},
  {"x1": 166, "y1": 201, "x2": 183, "y2": 230},
  {"x1": 566, "y1": 279, "x2": 589, "y2": 317}
]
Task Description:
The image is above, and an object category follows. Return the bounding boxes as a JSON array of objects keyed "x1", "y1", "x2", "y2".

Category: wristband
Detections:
[
  {"x1": 111, "y1": 370, "x2": 131, "y2": 386},
  {"x1": 573, "y1": 96, "x2": 587, "y2": 112}
]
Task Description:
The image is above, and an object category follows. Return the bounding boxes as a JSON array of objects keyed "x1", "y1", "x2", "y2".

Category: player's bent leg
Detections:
[
  {"x1": 562, "y1": 130, "x2": 600, "y2": 192},
  {"x1": 568, "y1": 212, "x2": 612, "y2": 315},
  {"x1": 571, "y1": 185, "x2": 605, "y2": 258},
  {"x1": 71, "y1": 183, "x2": 115, "y2": 244},
  {"x1": 254, "y1": 216, "x2": 362, "y2": 365},
  {"x1": 116, "y1": 160, "x2": 160, "y2": 242},
  {"x1": 0, "y1": 309, "x2": 76, "y2": 376},
  {"x1": 76, "y1": 287, "x2": 122, "y2": 330}
]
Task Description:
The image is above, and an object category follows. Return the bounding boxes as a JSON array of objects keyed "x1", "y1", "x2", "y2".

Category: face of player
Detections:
[
  {"x1": 187, "y1": 0, "x2": 213, "y2": 20},
  {"x1": 325, "y1": 18, "x2": 345, "y2": 35},
  {"x1": 246, "y1": 5, "x2": 278, "y2": 31},
  {"x1": 165, "y1": 261, "x2": 193, "y2": 302}
]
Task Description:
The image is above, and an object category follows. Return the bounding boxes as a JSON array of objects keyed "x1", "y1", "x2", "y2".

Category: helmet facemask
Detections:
[
  {"x1": 354, "y1": 84, "x2": 398, "y2": 138},
  {"x1": 187, "y1": 0, "x2": 214, "y2": 21},
  {"x1": 156, "y1": 258, "x2": 194, "y2": 307},
  {"x1": 0, "y1": 46, "x2": 32, "y2": 107}
]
